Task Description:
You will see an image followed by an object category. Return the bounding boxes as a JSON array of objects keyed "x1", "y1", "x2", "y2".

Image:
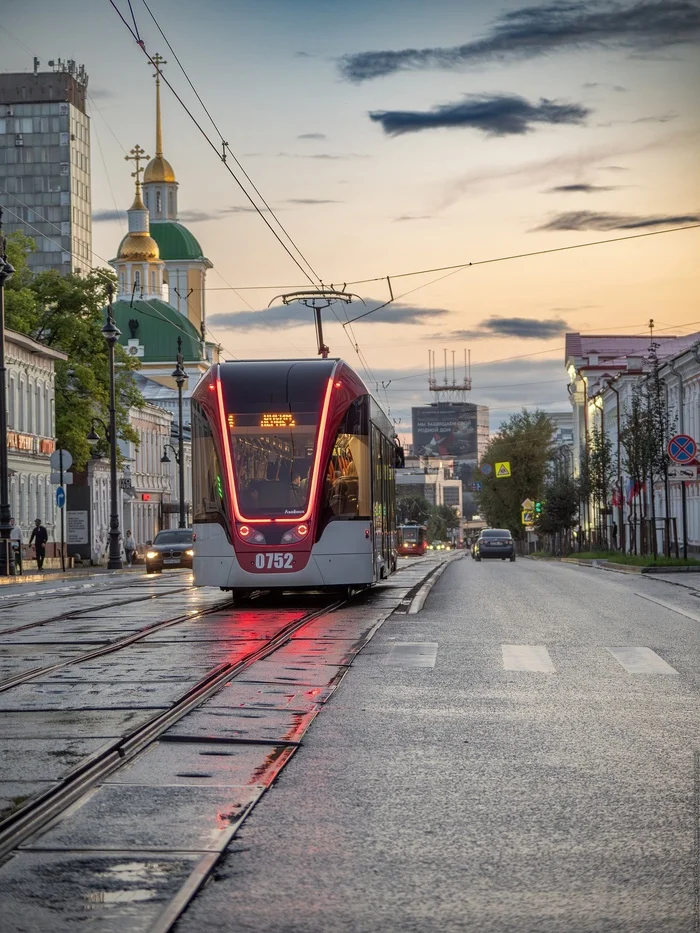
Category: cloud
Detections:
[
  {"x1": 434, "y1": 316, "x2": 571, "y2": 340},
  {"x1": 340, "y1": 1, "x2": 700, "y2": 81},
  {"x1": 534, "y1": 210, "x2": 700, "y2": 231},
  {"x1": 582, "y1": 82, "x2": 627, "y2": 91},
  {"x1": 370, "y1": 94, "x2": 590, "y2": 137},
  {"x1": 88, "y1": 88, "x2": 114, "y2": 100},
  {"x1": 395, "y1": 214, "x2": 433, "y2": 222},
  {"x1": 209, "y1": 300, "x2": 449, "y2": 330},
  {"x1": 285, "y1": 198, "x2": 343, "y2": 205},
  {"x1": 297, "y1": 133, "x2": 326, "y2": 140},
  {"x1": 92, "y1": 209, "x2": 125, "y2": 223},
  {"x1": 268, "y1": 151, "x2": 368, "y2": 161},
  {"x1": 178, "y1": 209, "x2": 221, "y2": 223},
  {"x1": 545, "y1": 183, "x2": 618, "y2": 193}
]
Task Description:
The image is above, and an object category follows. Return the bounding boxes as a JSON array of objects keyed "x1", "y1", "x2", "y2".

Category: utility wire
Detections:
[
  {"x1": 342, "y1": 222, "x2": 700, "y2": 326},
  {"x1": 107, "y1": 0, "x2": 321, "y2": 287}
]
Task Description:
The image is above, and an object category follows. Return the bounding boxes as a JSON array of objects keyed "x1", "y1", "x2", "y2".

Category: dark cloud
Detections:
[
  {"x1": 178, "y1": 209, "x2": 221, "y2": 223},
  {"x1": 582, "y1": 82, "x2": 627, "y2": 91},
  {"x1": 395, "y1": 215, "x2": 433, "y2": 222},
  {"x1": 297, "y1": 133, "x2": 326, "y2": 140},
  {"x1": 546, "y1": 183, "x2": 618, "y2": 193},
  {"x1": 370, "y1": 94, "x2": 589, "y2": 137},
  {"x1": 534, "y1": 210, "x2": 700, "y2": 231},
  {"x1": 285, "y1": 198, "x2": 343, "y2": 205},
  {"x1": 88, "y1": 88, "x2": 114, "y2": 100},
  {"x1": 435, "y1": 316, "x2": 570, "y2": 340},
  {"x1": 209, "y1": 301, "x2": 449, "y2": 331},
  {"x1": 221, "y1": 205, "x2": 273, "y2": 214},
  {"x1": 598, "y1": 110, "x2": 678, "y2": 126},
  {"x1": 92, "y1": 209, "x2": 125, "y2": 223},
  {"x1": 340, "y1": 1, "x2": 700, "y2": 81}
]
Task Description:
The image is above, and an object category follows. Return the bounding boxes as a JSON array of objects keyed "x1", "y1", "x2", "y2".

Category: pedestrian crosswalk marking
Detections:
[
  {"x1": 502, "y1": 645, "x2": 555, "y2": 672},
  {"x1": 606, "y1": 647, "x2": 678, "y2": 675}
]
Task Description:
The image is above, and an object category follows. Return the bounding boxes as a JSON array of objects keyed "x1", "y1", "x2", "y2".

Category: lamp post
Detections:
[
  {"x1": 0, "y1": 211, "x2": 16, "y2": 576},
  {"x1": 102, "y1": 284, "x2": 122, "y2": 569},
  {"x1": 172, "y1": 339, "x2": 187, "y2": 528}
]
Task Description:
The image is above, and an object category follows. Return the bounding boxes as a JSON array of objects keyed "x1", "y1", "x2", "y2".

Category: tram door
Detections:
[{"x1": 371, "y1": 423, "x2": 393, "y2": 577}]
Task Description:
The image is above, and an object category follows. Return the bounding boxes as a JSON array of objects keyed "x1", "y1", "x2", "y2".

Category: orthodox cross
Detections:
[
  {"x1": 152, "y1": 52, "x2": 167, "y2": 80},
  {"x1": 125, "y1": 144, "x2": 149, "y2": 191}
]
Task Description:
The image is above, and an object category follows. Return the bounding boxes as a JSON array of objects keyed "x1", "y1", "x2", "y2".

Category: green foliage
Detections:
[
  {"x1": 535, "y1": 474, "x2": 579, "y2": 536},
  {"x1": 427, "y1": 504, "x2": 459, "y2": 542},
  {"x1": 476, "y1": 409, "x2": 555, "y2": 535},
  {"x1": 397, "y1": 495, "x2": 432, "y2": 525},
  {"x1": 4, "y1": 232, "x2": 144, "y2": 469}
]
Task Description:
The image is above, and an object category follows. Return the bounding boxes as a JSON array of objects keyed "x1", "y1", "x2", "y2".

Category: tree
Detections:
[
  {"x1": 588, "y1": 425, "x2": 616, "y2": 546},
  {"x1": 5, "y1": 232, "x2": 143, "y2": 469},
  {"x1": 476, "y1": 410, "x2": 554, "y2": 535},
  {"x1": 397, "y1": 495, "x2": 432, "y2": 525},
  {"x1": 535, "y1": 474, "x2": 579, "y2": 554},
  {"x1": 427, "y1": 504, "x2": 459, "y2": 542}
]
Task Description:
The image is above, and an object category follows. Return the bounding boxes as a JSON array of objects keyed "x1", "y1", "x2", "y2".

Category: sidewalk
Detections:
[{"x1": 0, "y1": 564, "x2": 143, "y2": 587}]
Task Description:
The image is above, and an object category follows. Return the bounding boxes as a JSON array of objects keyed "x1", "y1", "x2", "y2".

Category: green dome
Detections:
[
  {"x1": 150, "y1": 222, "x2": 205, "y2": 261},
  {"x1": 109, "y1": 298, "x2": 203, "y2": 363}
]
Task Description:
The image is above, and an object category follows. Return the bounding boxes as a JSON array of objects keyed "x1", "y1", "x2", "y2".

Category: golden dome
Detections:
[
  {"x1": 118, "y1": 232, "x2": 160, "y2": 262},
  {"x1": 143, "y1": 156, "x2": 176, "y2": 184}
]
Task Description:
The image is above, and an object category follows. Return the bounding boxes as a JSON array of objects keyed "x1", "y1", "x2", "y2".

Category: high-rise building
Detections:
[{"x1": 0, "y1": 59, "x2": 91, "y2": 274}]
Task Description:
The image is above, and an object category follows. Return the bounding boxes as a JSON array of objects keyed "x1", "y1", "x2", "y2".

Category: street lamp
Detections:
[
  {"x1": 172, "y1": 338, "x2": 187, "y2": 529},
  {"x1": 101, "y1": 284, "x2": 122, "y2": 569},
  {"x1": 0, "y1": 212, "x2": 16, "y2": 576}
]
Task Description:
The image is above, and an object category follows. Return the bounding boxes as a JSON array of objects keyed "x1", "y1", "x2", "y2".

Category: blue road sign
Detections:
[
  {"x1": 480, "y1": 463, "x2": 493, "y2": 476},
  {"x1": 56, "y1": 486, "x2": 66, "y2": 509},
  {"x1": 668, "y1": 434, "x2": 697, "y2": 464}
]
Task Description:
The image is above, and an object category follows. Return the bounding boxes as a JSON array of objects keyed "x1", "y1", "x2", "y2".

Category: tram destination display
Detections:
[{"x1": 412, "y1": 404, "x2": 487, "y2": 459}]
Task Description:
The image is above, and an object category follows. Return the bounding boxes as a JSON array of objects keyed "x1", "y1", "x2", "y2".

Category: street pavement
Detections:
[
  {"x1": 175, "y1": 557, "x2": 700, "y2": 933},
  {"x1": 0, "y1": 556, "x2": 698, "y2": 932}
]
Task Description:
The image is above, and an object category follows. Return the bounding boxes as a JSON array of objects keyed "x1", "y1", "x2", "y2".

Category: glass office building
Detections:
[{"x1": 0, "y1": 64, "x2": 91, "y2": 274}]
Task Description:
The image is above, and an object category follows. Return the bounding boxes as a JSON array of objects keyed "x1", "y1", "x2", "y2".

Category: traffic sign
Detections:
[
  {"x1": 667, "y1": 434, "x2": 697, "y2": 464},
  {"x1": 521, "y1": 509, "x2": 534, "y2": 525},
  {"x1": 495, "y1": 461, "x2": 511, "y2": 478},
  {"x1": 668, "y1": 465, "x2": 698, "y2": 482},
  {"x1": 521, "y1": 498, "x2": 534, "y2": 509},
  {"x1": 55, "y1": 486, "x2": 66, "y2": 509},
  {"x1": 50, "y1": 471, "x2": 73, "y2": 485},
  {"x1": 50, "y1": 449, "x2": 73, "y2": 471},
  {"x1": 480, "y1": 463, "x2": 493, "y2": 476}
]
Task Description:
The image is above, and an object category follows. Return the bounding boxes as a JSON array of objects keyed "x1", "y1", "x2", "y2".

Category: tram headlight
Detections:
[
  {"x1": 237, "y1": 525, "x2": 266, "y2": 544},
  {"x1": 281, "y1": 524, "x2": 309, "y2": 544}
]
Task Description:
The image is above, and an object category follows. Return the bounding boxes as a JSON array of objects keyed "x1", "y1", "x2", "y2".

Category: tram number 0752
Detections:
[{"x1": 254, "y1": 552, "x2": 294, "y2": 570}]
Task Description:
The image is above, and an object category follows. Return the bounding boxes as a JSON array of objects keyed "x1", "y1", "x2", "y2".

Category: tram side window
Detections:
[
  {"x1": 191, "y1": 400, "x2": 228, "y2": 527},
  {"x1": 324, "y1": 396, "x2": 371, "y2": 518}
]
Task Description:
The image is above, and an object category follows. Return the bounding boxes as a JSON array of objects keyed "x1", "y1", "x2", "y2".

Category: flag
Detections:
[
  {"x1": 626, "y1": 479, "x2": 645, "y2": 504},
  {"x1": 611, "y1": 486, "x2": 623, "y2": 508}
]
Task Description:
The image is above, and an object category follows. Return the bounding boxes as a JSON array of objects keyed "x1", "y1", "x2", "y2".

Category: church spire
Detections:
[{"x1": 143, "y1": 52, "x2": 177, "y2": 191}]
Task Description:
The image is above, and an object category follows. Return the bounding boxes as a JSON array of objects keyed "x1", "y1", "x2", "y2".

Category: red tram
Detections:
[
  {"x1": 191, "y1": 359, "x2": 401, "y2": 594},
  {"x1": 398, "y1": 524, "x2": 428, "y2": 556}
]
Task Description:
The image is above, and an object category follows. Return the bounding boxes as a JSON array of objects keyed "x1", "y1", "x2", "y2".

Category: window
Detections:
[
  {"x1": 134, "y1": 270, "x2": 140, "y2": 290},
  {"x1": 191, "y1": 400, "x2": 229, "y2": 529},
  {"x1": 322, "y1": 397, "x2": 371, "y2": 519},
  {"x1": 155, "y1": 189, "x2": 162, "y2": 213}
]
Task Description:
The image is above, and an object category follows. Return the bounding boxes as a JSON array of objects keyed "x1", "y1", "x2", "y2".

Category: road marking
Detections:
[
  {"x1": 606, "y1": 646, "x2": 678, "y2": 675},
  {"x1": 502, "y1": 645, "x2": 555, "y2": 672},
  {"x1": 635, "y1": 592, "x2": 700, "y2": 624},
  {"x1": 384, "y1": 642, "x2": 438, "y2": 668}
]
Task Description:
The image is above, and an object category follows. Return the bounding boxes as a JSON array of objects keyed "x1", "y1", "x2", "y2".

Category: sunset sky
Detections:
[{"x1": 2, "y1": 0, "x2": 699, "y2": 435}]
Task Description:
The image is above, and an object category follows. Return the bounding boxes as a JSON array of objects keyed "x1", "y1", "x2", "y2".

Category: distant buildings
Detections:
[{"x1": 0, "y1": 60, "x2": 91, "y2": 275}]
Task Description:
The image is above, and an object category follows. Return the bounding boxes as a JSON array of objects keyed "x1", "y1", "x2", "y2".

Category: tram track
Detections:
[
  {"x1": 0, "y1": 599, "x2": 343, "y2": 862},
  {"x1": 0, "y1": 584, "x2": 194, "y2": 636}
]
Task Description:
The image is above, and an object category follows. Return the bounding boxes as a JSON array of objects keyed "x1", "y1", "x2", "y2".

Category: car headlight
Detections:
[
  {"x1": 185, "y1": 549, "x2": 194, "y2": 557},
  {"x1": 146, "y1": 551, "x2": 158, "y2": 559}
]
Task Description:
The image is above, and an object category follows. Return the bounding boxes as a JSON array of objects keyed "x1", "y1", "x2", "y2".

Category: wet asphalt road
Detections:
[{"x1": 175, "y1": 558, "x2": 700, "y2": 933}]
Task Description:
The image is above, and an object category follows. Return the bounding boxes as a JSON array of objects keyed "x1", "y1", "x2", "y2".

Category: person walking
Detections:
[
  {"x1": 124, "y1": 530, "x2": 137, "y2": 566},
  {"x1": 29, "y1": 519, "x2": 48, "y2": 571},
  {"x1": 9, "y1": 518, "x2": 22, "y2": 575}
]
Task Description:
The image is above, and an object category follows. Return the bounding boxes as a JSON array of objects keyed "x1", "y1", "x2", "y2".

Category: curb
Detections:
[
  {"x1": 0, "y1": 567, "x2": 145, "y2": 587},
  {"x1": 408, "y1": 552, "x2": 464, "y2": 614}
]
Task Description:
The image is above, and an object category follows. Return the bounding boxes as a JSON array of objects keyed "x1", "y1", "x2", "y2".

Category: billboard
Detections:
[{"x1": 412, "y1": 404, "x2": 488, "y2": 460}]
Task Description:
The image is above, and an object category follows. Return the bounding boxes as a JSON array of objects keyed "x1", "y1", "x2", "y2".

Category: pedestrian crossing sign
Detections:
[
  {"x1": 495, "y1": 461, "x2": 511, "y2": 478},
  {"x1": 521, "y1": 510, "x2": 534, "y2": 525}
]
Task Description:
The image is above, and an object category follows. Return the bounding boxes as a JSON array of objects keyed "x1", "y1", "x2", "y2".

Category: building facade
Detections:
[
  {"x1": 5, "y1": 328, "x2": 67, "y2": 559},
  {"x1": 565, "y1": 331, "x2": 700, "y2": 554},
  {"x1": 0, "y1": 61, "x2": 91, "y2": 274}
]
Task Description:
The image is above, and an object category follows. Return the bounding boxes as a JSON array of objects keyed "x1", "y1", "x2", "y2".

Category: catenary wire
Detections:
[{"x1": 107, "y1": 0, "x2": 322, "y2": 288}]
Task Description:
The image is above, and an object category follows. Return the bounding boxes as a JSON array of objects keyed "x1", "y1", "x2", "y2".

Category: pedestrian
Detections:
[
  {"x1": 611, "y1": 521, "x2": 618, "y2": 550},
  {"x1": 9, "y1": 518, "x2": 22, "y2": 574},
  {"x1": 124, "y1": 529, "x2": 137, "y2": 565},
  {"x1": 29, "y1": 518, "x2": 48, "y2": 571}
]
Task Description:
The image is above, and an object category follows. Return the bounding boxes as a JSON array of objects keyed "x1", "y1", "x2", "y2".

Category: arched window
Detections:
[
  {"x1": 150, "y1": 269, "x2": 156, "y2": 292},
  {"x1": 18, "y1": 378, "x2": 25, "y2": 432},
  {"x1": 156, "y1": 189, "x2": 162, "y2": 214},
  {"x1": 26, "y1": 380, "x2": 33, "y2": 434},
  {"x1": 168, "y1": 190, "x2": 174, "y2": 217},
  {"x1": 8, "y1": 376, "x2": 15, "y2": 429},
  {"x1": 35, "y1": 382, "x2": 43, "y2": 436},
  {"x1": 134, "y1": 269, "x2": 140, "y2": 291}
]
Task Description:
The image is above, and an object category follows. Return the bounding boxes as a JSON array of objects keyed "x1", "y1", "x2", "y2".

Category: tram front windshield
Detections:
[
  {"x1": 402, "y1": 527, "x2": 419, "y2": 542},
  {"x1": 228, "y1": 411, "x2": 318, "y2": 519}
]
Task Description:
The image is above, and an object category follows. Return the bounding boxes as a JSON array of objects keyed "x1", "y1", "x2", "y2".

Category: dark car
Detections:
[
  {"x1": 474, "y1": 528, "x2": 516, "y2": 562},
  {"x1": 145, "y1": 529, "x2": 195, "y2": 574}
]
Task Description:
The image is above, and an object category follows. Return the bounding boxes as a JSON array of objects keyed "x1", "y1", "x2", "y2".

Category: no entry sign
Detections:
[{"x1": 667, "y1": 434, "x2": 697, "y2": 464}]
